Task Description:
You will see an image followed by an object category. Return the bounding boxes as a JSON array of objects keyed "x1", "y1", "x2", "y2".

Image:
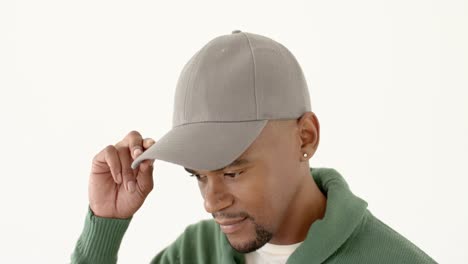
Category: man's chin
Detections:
[
  {"x1": 226, "y1": 236, "x2": 266, "y2": 254},
  {"x1": 224, "y1": 229, "x2": 272, "y2": 253},
  {"x1": 221, "y1": 218, "x2": 274, "y2": 253}
]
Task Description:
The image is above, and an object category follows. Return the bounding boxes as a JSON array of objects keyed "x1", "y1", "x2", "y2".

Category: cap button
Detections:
[{"x1": 231, "y1": 29, "x2": 242, "y2": 34}]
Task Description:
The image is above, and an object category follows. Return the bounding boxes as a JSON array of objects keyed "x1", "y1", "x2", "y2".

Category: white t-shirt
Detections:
[{"x1": 244, "y1": 241, "x2": 303, "y2": 264}]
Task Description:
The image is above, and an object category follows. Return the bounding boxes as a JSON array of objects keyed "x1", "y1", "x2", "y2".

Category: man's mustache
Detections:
[{"x1": 212, "y1": 211, "x2": 251, "y2": 220}]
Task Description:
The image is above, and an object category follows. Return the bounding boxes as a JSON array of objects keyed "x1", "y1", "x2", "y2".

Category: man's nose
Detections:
[{"x1": 203, "y1": 179, "x2": 233, "y2": 214}]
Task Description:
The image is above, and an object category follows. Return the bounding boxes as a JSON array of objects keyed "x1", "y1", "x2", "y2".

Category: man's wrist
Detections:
[{"x1": 71, "y1": 206, "x2": 132, "y2": 264}]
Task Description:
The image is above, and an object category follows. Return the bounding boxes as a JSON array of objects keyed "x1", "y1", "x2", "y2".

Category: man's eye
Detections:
[
  {"x1": 224, "y1": 171, "x2": 243, "y2": 178},
  {"x1": 189, "y1": 174, "x2": 203, "y2": 180},
  {"x1": 191, "y1": 174, "x2": 198, "y2": 179},
  {"x1": 189, "y1": 172, "x2": 243, "y2": 180}
]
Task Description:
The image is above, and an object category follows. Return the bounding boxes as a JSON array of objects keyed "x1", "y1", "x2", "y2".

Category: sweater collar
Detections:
[
  {"x1": 221, "y1": 167, "x2": 368, "y2": 264},
  {"x1": 286, "y1": 167, "x2": 368, "y2": 263}
]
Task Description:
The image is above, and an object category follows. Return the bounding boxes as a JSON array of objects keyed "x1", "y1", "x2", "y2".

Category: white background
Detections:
[{"x1": 1, "y1": 0, "x2": 467, "y2": 263}]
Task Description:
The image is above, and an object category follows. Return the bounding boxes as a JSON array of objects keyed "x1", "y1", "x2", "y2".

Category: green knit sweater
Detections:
[{"x1": 71, "y1": 167, "x2": 437, "y2": 263}]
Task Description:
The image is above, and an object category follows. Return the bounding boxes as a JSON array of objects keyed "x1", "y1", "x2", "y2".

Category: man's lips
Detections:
[
  {"x1": 215, "y1": 217, "x2": 246, "y2": 225},
  {"x1": 216, "y1": 217, "x2": 248, "y2": 234}
]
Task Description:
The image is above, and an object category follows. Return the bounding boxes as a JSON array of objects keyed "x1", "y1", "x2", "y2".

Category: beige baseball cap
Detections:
[{"x1": 131, "y1": 30, "x2": 311, "y2": 171}]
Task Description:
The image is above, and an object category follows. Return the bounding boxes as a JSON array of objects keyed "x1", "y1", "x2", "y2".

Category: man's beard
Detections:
[{"x1": 227, "y1": 220, "x2": 273, "y2": 254}]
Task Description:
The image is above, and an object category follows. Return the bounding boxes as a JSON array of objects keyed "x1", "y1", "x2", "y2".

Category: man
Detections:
[{"x1": 71, "y1": 30, "x2": 436, "y2": 263}]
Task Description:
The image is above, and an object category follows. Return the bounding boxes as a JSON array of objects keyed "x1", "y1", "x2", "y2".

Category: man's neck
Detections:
[{"x1": 268, "y1": 168, "x2": 327, "y2": 245}]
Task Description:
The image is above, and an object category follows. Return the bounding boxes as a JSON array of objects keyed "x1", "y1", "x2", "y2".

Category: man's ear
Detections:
[{"x1": 297, "y1": 112, "x2": 320, "y2": 158}]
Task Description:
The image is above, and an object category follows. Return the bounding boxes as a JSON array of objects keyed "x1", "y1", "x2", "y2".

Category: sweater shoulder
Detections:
[{"x1": 330, "y1": 210, "x2": 437, "y2": 263}]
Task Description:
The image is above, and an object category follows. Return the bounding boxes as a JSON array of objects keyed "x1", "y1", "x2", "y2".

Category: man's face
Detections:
[{"x1": 184, "y1": 115, "x2": 315, "y2": 253}]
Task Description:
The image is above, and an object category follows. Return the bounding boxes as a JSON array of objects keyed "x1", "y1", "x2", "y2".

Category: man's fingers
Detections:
[
  {"x1": 105, "y1": 146, "x2": 123, "y2": 184},
  {"x1": 112, "y1": 131, "x2": 156, "y2": 193},
  {"x1": 117, "y1": 146, "x2": 136, "y2": 193},
  {"x1": 92, "y1": 145, "x2": 122, "y2": 184},
  {"x1": 137, "y1": 159, "x2": 155, "y2": 195},
  {"x1": 126, "y1": 131, "x2": 144, "y2": 160},
  {"x1": 134, "y1": 138, "x2": 156, "y2": 195},
  {"x1": 143, "y1": 138, "x2": 156, "y2": 149}
]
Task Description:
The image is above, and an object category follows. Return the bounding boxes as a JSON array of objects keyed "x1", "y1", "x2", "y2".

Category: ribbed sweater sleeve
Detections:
[{"x1": 70, "y1": 206, "x2": 132, "y2": 264}]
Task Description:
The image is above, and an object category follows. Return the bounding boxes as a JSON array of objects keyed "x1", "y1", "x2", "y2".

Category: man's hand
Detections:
[{"x1": 88, "y1": 130, "x2": 156, "y2": 219}]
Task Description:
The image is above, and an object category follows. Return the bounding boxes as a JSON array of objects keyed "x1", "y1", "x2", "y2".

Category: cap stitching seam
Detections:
[
  {"x1": 271, "y1": 41, "x2": 311, "y2": 112},
  {"x1": 182, "y1": 56, "x2": 196, "y2": 123},
  {"x1": 241, "y1": 32, "x2": 258, "y2": 120},
  {"x1": 184, "y1": 46, "x2": 208, "y2": 124}
]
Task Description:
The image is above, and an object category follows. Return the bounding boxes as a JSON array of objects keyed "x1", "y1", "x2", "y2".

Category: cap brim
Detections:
[{"x1": 131, "y1": 120, "x2": 268, "y2": 171}]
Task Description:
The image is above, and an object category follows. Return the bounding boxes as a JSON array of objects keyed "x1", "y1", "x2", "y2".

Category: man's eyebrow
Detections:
[{"x1": 184, "y1": 158, "x2": 250, "y2": 175}]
